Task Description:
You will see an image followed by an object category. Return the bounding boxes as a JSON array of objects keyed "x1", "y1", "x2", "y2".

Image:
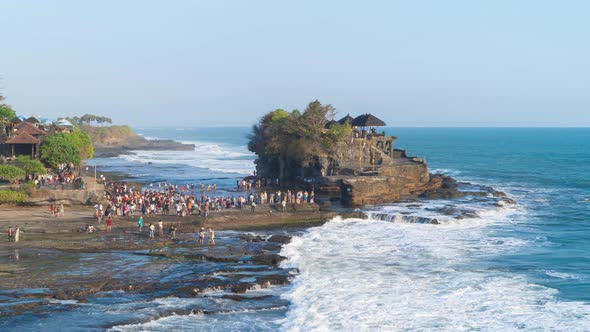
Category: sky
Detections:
[{"x1": 1, "y1": 0, "x2": 589, "y2": 127}]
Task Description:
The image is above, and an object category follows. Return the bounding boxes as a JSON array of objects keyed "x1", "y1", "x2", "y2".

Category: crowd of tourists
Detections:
[
  {"x1": 33, "y1": 163, "x2": 85, "y2": 189},
  {"x1": 94, "y1": 181, "x2": 316, "y2": 220}
]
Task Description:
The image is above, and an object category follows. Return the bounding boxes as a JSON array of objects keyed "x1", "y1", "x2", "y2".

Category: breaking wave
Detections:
[
  {"x1": 279, "y1": 203, "x2": 590, "y2": 331},
  {"x1": 121, "y1": 140, "x2": 255, "y2": 175}
]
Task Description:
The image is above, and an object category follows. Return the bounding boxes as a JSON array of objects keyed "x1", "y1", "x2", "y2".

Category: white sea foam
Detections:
[
  {"x1": 279, "y1": 208, "x2": 590, "y2": 331},
  {"x1": 431, "y1": 168, "x2": 462, "y2": 177},
  {"x1": 120, "y1": 140, "x2": 255, "y2": 175},
  {"x1": 545, "y1": 271, "x2": 580, "y2": 280}
]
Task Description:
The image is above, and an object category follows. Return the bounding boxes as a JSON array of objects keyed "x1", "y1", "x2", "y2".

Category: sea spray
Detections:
[{"x1": 279, "y1": 209, "x2": 590, "y2": 331}]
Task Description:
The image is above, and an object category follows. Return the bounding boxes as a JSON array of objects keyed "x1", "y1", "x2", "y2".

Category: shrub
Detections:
[
  {"x1": 40, "y1": 133, "x2": 81, "y2": 168},
  {"x1": 0, "y1": 190, "x2": 27, "y2": 204},
  {"x1": 16, "y1": 156, "x2": 47, "y2": 175},
  {"x1": 0, "y1": 164, "x2": 26, "y2": 180}
]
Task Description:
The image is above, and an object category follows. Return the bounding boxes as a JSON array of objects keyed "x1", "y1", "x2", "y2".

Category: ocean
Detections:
[{"x1": 39, "y1": 128, "x2": 590, "y2": 330}]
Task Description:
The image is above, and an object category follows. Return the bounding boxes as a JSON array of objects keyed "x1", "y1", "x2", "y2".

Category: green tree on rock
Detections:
[
  {"x1": 40, "y1": 133, "x2": 81, "y2": 168},
  {"x1": 248, "y1": 100, "x2": 345, "y2": 181}
]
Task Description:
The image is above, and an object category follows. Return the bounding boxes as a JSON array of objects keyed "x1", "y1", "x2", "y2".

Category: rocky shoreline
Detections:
[
  {"x1": 93, "y1": 136, "x2": 195, "y2": 158},
  {"x1": 0, "y1": 204, "x2": 331, "y2": 322}
]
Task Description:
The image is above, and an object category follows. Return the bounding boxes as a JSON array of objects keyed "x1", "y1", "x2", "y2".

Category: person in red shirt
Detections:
[{"x1": 106, "y1": 217, "x2": 113, "y2": 233}]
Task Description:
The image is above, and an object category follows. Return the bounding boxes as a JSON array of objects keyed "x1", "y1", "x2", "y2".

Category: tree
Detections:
[
  {"x1": 16, "y1": 156, "x2": 47, "y2": 175},
  {"x1": 40, "y1": 133, "x2": 81, "y2": 168},
  {"x1": 323, "y1": 123, "x2": 352, "y2": 153},
  {"x1": 0, "y1": 104, "x2": 16, "y2": 121},
  {"x1": 79, "y1": 113, "x2": 112, "y2": 126},
  {"x1": 0, "y1": 165, "x2": 26, "y2": 180},
  {"x1": 71, "y1": 130, "x2": 94, "y2": 160},
  {"x1": 248, "y1": 100, "x2": 343, "y2": 181}
]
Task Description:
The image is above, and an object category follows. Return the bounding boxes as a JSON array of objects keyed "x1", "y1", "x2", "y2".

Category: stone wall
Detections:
[{"x1": 25, "y1": 189, "x2": 100, "y2": 206}]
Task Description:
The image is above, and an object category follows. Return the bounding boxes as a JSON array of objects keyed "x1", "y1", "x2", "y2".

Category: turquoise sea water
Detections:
[
  {"x1": 76, "y1": 127, "x2": 590, "y2": 330},
  {"x1": 390, "y1": 128, "x2": 590, "y2": 302}
]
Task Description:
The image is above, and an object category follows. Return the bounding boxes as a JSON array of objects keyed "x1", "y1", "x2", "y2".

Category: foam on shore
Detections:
[
  {"x1": 120, "y1": 140, "x2": 255, "y2": 175},
  {"x1": 279, "y1": 206, "x2": 590, "y2": 331}
]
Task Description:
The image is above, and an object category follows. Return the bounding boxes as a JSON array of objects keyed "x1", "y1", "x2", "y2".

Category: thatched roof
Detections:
[
  {"x1": 25, "y1": 116, "x2": 40, "y2": 124},
  {"x1": 10, "y1": 117, "x2": 22, "y2": 124},
  {"x1": 324, "y1": 120, "x2": 337, "y2": 129},
  {"x1": 352, "y1": 114, "x2": 386, "y2": 127},
  {"x1": 338, "y1": 114, "x2": 354, "y2": 125},
  {"x1": 6, "y1": 132, "x2": 40, "y2": 144},
  {"x1": 16, "y1": 121, "x2": 47, "y2": 136}
]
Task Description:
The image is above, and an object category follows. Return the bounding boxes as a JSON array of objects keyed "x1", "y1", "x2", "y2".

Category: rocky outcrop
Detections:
[
  {"x1": 94, "y1": 137, "x2": 194, "y2": 158},
  {"x1": 319, "y1": 164, "x2": 466, "y2": 207}
]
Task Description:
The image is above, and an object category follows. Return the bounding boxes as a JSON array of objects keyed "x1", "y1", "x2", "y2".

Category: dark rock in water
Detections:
[
  {"x1": 495, "y1": 198, "x2": 517, "y2": 206},
  {"x1": 421, "y1": 175, "x2": 465, "y2": 199},
  {"x1": 221, "y1": 294, "x2": 272, "y2": 302},
  {"x1": 255, "y1": 274, "x2": 292, "y2": 287},
  {"x1": 262, "y1": 243, "x2": 282, "y2": 251},
  {"x1": 439, "y1": 206, "x2": 460, "y2": 216},
  {"x1": 240, "y1": 233, "x2": 267, "y2": 242},
  {"x1": 430, "y1": 219, "x2": 440, "y2": 224},
  {"x1": 250, "y1": 254, "x2": 287, "y2": 266},
  {"x1": 267, "y1": 235, "x2": 291, "y2": 244},
  {"x1": 231, "y1": 283, "x2": 254, "y2": 294},
  {"x1": 463, "y1": 211, "x2": 479, "y2": 218}
]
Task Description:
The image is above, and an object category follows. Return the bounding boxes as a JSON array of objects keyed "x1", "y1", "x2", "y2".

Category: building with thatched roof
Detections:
[
  {"x1": 1, "y1": 117, "x2": 48, "y2": 159},
  {"x1": 15, "y1": 121, "x2": 47, "y2": 137},
  {"x1": 338, "y1": 114, "x2": 354, "y2": 125},
  {"x1": 352, "y1": 114, "x2": 386, "y2": 127},
  {"x1": 5, "y1": 132, "x2": 41, "y2": 158},
  {"x1": 25, "y1": 116, "x2": 40, "y2": 124}
]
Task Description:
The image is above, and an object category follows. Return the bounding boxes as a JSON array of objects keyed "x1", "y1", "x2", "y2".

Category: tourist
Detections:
[
  {"x1": 158, "y1": 220, "x2": 163, "y2": 236},
  {"x1": 60, "y1": 202, "x2": 65, "y2": 217},
  {"x1": 169, "y1": 225, "x2": 177, "y2": 240},
  {"x1": 7, "y1": 226, "x2": 14, "y2": 242},
  {"x1": 14, "y1": 226, "x2": 20, "y2": 242},
  {"x1": 106, "y1": 217, "x2": 113, "y2": 232},
  {"x1": 50, "y1": 204, "x2": 55, "y2": 217},
  {"x1": 251, "y1": 200, "x2": 257, "y2": 212},
  {"x1": 138, "y1": 216, "x2": 144, "y2": 233},
  {"x1": 149, "y1": 223, "x2": 155, "y2": 239},
  {"x1": 208, "y1": 227, "x2": 215, "y2": 245},
  {"x1": 199, "y1": 227, "x2": 206, "y2": 245}
]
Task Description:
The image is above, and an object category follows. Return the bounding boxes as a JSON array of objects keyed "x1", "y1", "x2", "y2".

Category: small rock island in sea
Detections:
[{"x1": 248, "y1": 100, "x2": 505, "y2": 207}]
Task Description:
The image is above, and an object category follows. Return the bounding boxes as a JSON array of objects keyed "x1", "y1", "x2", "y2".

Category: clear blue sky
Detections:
[{"x1": 1, "y1": 0, "x2": 589, "y2": 127}]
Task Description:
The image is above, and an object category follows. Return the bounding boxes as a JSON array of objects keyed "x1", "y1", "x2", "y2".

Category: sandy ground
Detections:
[{"x1": 0, "y1": 203, "x2": 341, "y2": 251}]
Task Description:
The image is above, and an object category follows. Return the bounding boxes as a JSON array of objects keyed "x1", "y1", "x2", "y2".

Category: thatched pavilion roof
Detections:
[
  {"x1": 352, "y1": 114, "x2": 386, "y2": 127},
  {"x1": 16, "y1": 121, "x2": 47, "y2": 136},
  {"x1": 25, "y1": 116, "x2": 40, "y2": 124},
  {"x1": 6, "y1": 132, "x2": 40, "y2": 144},
  {"x1": 338, "y1": 114, "x2": 354, "y2": 125}
]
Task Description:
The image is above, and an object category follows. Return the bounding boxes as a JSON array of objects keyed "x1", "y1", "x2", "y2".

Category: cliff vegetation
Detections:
[{"x1": 248, "y1": 100, "x2": 351, "y2": 181}]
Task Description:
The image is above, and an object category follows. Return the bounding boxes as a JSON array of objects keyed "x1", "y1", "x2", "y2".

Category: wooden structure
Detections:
[
  {"x1": 0, "y1": 119, "x2": 48, "y2": 159},
  {"x1": 5, "y1": 132, "x2": 41, "y2": 158}
]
